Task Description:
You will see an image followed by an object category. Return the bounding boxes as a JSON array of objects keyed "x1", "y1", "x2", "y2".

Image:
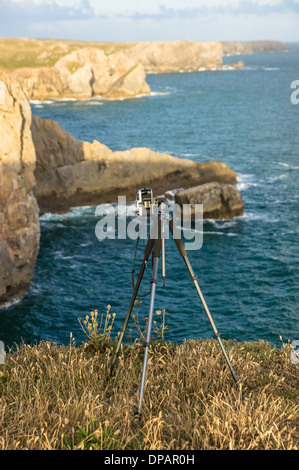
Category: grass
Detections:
[
  {"x1": 0, "y1": 38, "x2": 135, "y2": 70},
  {"x1": 0, "y1": 306, "x2": 298, "y2": 450}
]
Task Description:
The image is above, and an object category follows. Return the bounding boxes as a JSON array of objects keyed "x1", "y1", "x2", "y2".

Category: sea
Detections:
[{"x1": 1, "y1": 44, "x2": 298, "y2": 350}]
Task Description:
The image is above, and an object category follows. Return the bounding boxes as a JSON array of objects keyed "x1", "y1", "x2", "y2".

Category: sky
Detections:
[{"x1": 0, "y1": 0, "x2": 298, "y2": 43}]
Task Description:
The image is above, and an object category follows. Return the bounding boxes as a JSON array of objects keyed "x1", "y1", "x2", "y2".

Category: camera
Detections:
[{"x1": 136, "y1": 188, "x2": 157, "y2": 216}]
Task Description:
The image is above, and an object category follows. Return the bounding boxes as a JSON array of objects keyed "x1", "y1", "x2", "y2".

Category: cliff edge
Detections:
[
  {"x1": 10, "y1": 48, "x2": 150, "y2": 101},
  {"x1": 31, "y1": 115, "x2": 242, "y2": 216},
  {"x1": 0, "y1": 78, "x2": 40, "y2": 305},
  {"x1": 0, "y1": 75, "x2": 244, "y2": 304},
  {"x1": 122, "y1": 40, "x2": 223, "y2": 73},
  {"x1": 221, "y1": 40, "x2": 290, "y2": 56}
]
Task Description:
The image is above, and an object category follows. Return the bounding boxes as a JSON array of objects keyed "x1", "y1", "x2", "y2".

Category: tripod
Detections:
[{"x1": 109, "y1": 202, "x2": 239, "y2": 415}]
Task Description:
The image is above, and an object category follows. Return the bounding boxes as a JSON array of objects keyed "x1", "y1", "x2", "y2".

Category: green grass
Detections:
[{"x1": 0, "y1": 38, "x2": 135, "y2": 70}]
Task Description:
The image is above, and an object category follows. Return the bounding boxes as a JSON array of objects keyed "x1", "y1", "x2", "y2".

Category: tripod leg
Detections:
[
  {"x1": 137, "y1": 224, "x2": 162, "y2": 415},
  {"x1": 137, "y1": 255, "x2": 159, "y2": 414},
  {"x1": 109, "y1": 233, "x2": 155, "y2": 377},
  {"x1": 169, "y1": 220, "x2": 239, "y2": 386}
]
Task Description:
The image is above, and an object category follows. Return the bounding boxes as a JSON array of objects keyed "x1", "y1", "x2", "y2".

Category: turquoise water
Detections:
[{"x1": 1, "y1": 45, "x2": 298, "y2": 349}]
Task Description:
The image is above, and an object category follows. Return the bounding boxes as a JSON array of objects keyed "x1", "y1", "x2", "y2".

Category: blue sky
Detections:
[{"x1": 0, "y1": 0, "x2": 298, "y2": 42}]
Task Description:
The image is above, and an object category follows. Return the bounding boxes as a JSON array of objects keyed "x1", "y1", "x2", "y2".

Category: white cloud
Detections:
[
  {"x1": 0, "y1": 0, "x2": 96, "y2": 23},
  {"x1": 0, "y1": 0, "x2": 298, "y2": 41}
]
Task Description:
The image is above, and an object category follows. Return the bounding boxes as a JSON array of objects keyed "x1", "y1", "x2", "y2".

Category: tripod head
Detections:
[
  {"x1": 136, "y1": 188, "x2": 157, "y2": 216},
  {"x1": 135, "y1": 189, "x2": 169, "y2": 286}
]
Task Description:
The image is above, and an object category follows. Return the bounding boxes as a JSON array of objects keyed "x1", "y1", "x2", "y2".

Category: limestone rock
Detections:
[
  {"x1": 123, "y1": 40, "x2": 223, "y2": 73},
  {"x1": 11, "y1": 47, "x2": 150, "y2": 101},
  {"x1": 223, "y1": 60, "x2": 244, "y2": 70},
  {"x1": 0, "y1": 78, "x2": 40, "y2": 305},
  {"x1": 175, "y1": 182, "x2": 244, "y2": 219},
  {"x1": 221, "y1": 40, "x2": 290, "y2": 56},
  {"x1": 31, "y1": 116, "x2": 239, "y2": 215}
]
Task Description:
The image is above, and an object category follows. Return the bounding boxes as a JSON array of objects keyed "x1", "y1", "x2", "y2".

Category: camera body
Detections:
[{"x1": 136, "y1": 188, "x2": 157, "y2": 216}]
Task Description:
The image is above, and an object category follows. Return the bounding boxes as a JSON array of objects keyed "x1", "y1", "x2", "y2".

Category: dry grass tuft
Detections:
[{"x1": 0, "y1": 337, "x2": 298, "y2": 450}]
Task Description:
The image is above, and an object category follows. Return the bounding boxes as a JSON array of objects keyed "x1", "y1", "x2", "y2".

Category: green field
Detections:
[{"x1": 0, "y1": 37, "x2": 134, "y2": 70}]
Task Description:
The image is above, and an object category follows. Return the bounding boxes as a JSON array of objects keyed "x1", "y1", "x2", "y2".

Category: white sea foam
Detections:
[
  {"x1": 241, "y1": 211, "x2": 279, "y2": 224},
  {"x1": 30, "y1": 97, "x2": 76, "y2": 106},
  {"x1": 179, "y1": 152, "x2": 201, "y2": 158},
  {"x1": 0, "y1": 297, "x2": 22, "y2": 309},
  {"x1": 180, "y1": 226, "x2": 237, "y2": 237},
  {"x1": 40, "y1": 205, "x2": 94, "y2": 222},
  {"x1": 262, "y1": 67, "x2": 280, "y2": 71},
  {"x1": 83, "y1": 100, "x2": 104, "y2": 106},
  {"x1": 206, "y1": 218, "x2": 239, "y2": 229},
  {"x1": 242, "y1": 66, "x2": 258, "y2": 71},
  {"x1": 268, "y1": 174, "x2": 288, "y2": 182},
  {"x1": 80, "y1": 242, "x2": 93, "y2": 247},
  {"x1": 277, "y1": 162, "x2": 299, "y2": 170},
  {"x1": 55, "y1": 251, "x2": 73, "y2": 260},
  {"x1": 237, "y1": 173, "x2": 259, "y2": 191},
  {"x1": 150, "y1": 91, "x2": 172, "y2": 97},
  {"x1": 56, "y1": 97, "x2": 77, "y2": 102},
  {"x1": 237, "y1": 182, "x2": 259, "y2": 191}
]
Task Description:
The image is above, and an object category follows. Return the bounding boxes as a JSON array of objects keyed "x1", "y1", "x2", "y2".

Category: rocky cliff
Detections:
[
  {"x1": 0, "y1": 74, "x2": 244, "y2": 304},
  {"x1": 0, "y1": 39, "x2": 290, "y2": 100},
  {"x1": 10, "y1": 48, "x2": 150, "y2": 101},
  {"x1": 0, "y1": 78, "x2": 40, "y2": 305},
  {"x1": 221, "y1": 40, "x2": 290, "y2": 56},
  {"x1": 175, "y1": 182, "x2": 244, "y2": 219},
  {"x1": 31, "y1": 115, "x2": 242, "y2": 217},
  {"x1": 4, "y1": 41, "x2": 224, "y2": 100},
  {"x1": 122, "y1": 41, "x2": 223, "y2": 73}
]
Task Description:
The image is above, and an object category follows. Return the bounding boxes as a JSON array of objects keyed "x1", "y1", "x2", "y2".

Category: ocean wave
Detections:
[
  {"x1": 237, "y1": 182, "x2": 259, "y2": 191},
  {"x1": 237, "y1": 173, "x2": 259, "y2": 191},
  {"x1": 205, "y1": 218, "x2": 240, "y2": 229},
  {"x1": 262, "y1": 67, "x2": 280, "y2": 71},
  {"x1": 241, "y1": 211, "x2": 279, "y2": 224},
  {"x1": 277, "y1": 162, "x2": 299, "y2": 170},
  {"x1": 150, "y1": 91, "x2": 172, "y2": 97},
  {"x1": 54, "y1": 251, "x2": 73, "y2": 260},
  {"x1": 164, "y1": 188, "x2": 184, "y2": 200},
  {"x1": 0, "y1": 297, "x2": 22, "y2": 309},
  {"x1": 40, "y1": 205, "x2": 95, "y2": 222},
  {"x1": 30, "y1": 98, "x2": 77, "y2": 105},
  {"x1": 81, "y1": 100, "x2": 104, "y2": 106},
  {"x1": 178, "y1": 152, "x2": 201, "y2": 158},
  {"x1": 181, "y1": 226, "x2": 238, "y2": 237},
  {"x1": 268, "y1": 174, "x2": 288, "y2": 182}
]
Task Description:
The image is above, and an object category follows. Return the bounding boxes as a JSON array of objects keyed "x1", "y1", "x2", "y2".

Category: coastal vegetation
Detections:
[
  {"x1": 0, "y1": 38, "x2": 134, "y2": 70},
  {"x1": 0, "y1": 305, "x2": 297, "y2": 450}
]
